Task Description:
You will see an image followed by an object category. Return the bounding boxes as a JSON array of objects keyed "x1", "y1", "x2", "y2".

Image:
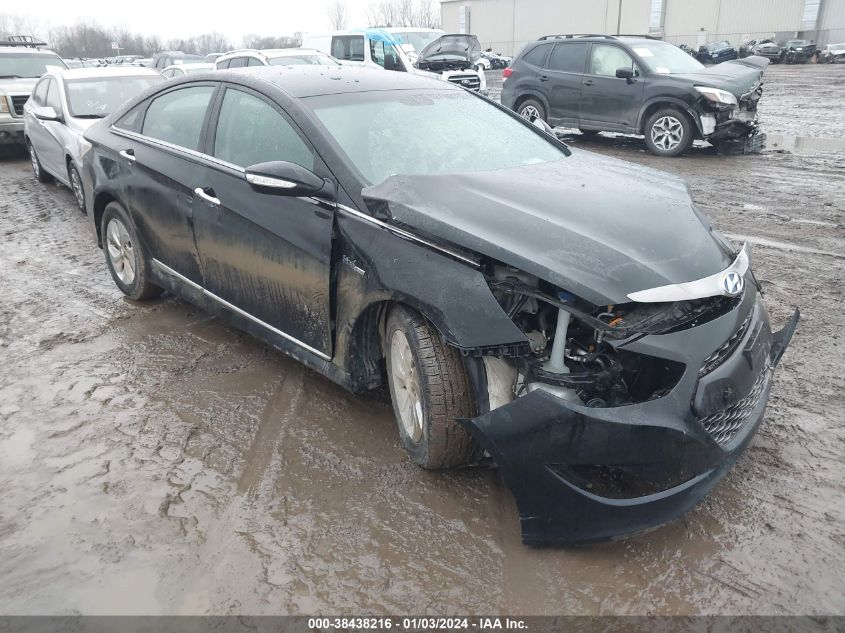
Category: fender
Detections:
[
  {"x1": 637, "y1": 97, "x2": 701, "y2": 135},
  {"x1": 333, "y1": 207, "x2": 529, "y2": 390}
]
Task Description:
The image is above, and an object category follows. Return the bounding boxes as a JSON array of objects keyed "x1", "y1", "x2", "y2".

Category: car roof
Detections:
[
  {"x1": 46, "y1": 66, "x2": 162, "y2": 79},
  {"x1": 263, "y1": 48, "x2": 328, "y2": 58},
  {"x1": 201, "y1": 65, "x2": 455, "y2": 98},
  {"x1": 0, "y1": 46, "x2": 61, "y2": 55},
  {"x1": 164, "y1": 63, "x2": 214, "y2": 70}
]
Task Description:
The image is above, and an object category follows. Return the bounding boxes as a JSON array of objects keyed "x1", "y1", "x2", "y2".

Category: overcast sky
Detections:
[{"x1": 6, "y1": 0, "x2": 380, "y2": 44}]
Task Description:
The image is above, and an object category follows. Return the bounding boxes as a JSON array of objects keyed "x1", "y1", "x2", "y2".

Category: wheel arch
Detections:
[
  {"x1": 92, "y1": 190, "x2": 120, "y2": 248},
  {"x1": 638, "y1": 98, "x2": 701, "y2": 137},
  {"x1": 512, "y1": 91, "x2": 550, "y2": 118}
]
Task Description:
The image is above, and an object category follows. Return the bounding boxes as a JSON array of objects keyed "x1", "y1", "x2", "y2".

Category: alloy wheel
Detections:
[
  {"x1": 650, "y1": 115, "x2": 684, "y2": 151},
  {"x1": 106, "y1": 218, "x2": 136, "y2": 286},
  {"x1": 389, "y1": 328, "x2": 424, "y2": 443},
  {"x1": 70, "y1": 168, "x2": 84, "y2": 209},
  {"x1": 519, "y1": 104, "x2": 541, "y2": 121},
  {"x1": 29, "y1": 146, "x2": 40, "y2": 179}
]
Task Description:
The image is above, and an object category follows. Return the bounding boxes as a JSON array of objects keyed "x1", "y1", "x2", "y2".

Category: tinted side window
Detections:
[
  {"x1": 228, "y1": 57, "x2": 247, "y2": 68},
  {"x1": 332, "y1": 35, "x2": 365, "y2": 62},
  {"x1": 216, "y1": 59, "x2": 231, "y2": 69},
  {"x1": 521, "y1": 44, "x2": 549, "y2": 67},
  {"x1": 161, "y1": 68, "x2": 174, "y2": 78},
  {"x1": 213, "y1": 88, "x2": 314, "y2": 170},
  {"x1": 548, "y1": 43, "x2": 587, "y2": 73},
  {"x1": 45, "y1": 79, "x2": 62, "y2": 113},
  {"x1": 33, "y1": 78, "x2": 49, "y2": 106},
  {"x1": 590, "y1": 44, "x2": 640, "y2": 77},
  {"x1": 142, "y1": 86, "x2": 215, "y2": 150},
  {"x1": 247, "y1": 57, "x2": 265, "y2": 67}
]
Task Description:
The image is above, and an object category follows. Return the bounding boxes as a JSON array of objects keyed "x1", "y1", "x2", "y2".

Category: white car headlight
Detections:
[
  {"x1": 0, "y1": 95, "x2": 9, "y2": 114},
  {"x1": 695, "y1": 86, "x2": 738, "y2": 107}
]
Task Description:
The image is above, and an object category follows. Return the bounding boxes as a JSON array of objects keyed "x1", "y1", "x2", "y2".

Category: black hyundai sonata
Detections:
[{"x1": 81, "y1": 65, "x2": 797, "y2": 545}]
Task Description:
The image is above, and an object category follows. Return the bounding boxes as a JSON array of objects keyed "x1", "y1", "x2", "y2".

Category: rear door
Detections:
[
  {"x1": 115, "y1": 83, "x2": 217, "y2": 284},
  {"x1": 580, "y1": 43, "x2": 645, "y2": 131},
  {"x1": 191, "y1": 84, "x2": 335, "y2": 357},
  {"x1": 544, "y1": 42, "x2": 588, "y2": 125}
]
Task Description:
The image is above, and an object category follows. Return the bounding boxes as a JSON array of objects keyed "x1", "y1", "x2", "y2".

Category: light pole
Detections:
[{"x1": 616, "y1": 0, "x2": 623, "y2": 35}]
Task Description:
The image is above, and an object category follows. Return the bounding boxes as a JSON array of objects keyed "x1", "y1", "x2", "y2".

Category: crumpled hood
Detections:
[
  {"x1": 362, "y1": 151, "x2": 733, "y2": 306},
  {"x1": 673, "y1": 56, "x2": 767, "y2": 96},
  {"x1": 416, "y1": 34, "x2": 481, "y2": 67}
]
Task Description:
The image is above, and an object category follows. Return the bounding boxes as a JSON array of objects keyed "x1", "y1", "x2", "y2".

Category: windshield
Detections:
[
  {"x1": 390, "y1": 30, "x2": 445, "y2": 53},
  {"x1": 707, "y1": 41, "x2": 731, "y2": 51},
  {"x1": 65, "y1": 75, "x2": 163, "y2": 117},
  {"x1": 309, "y1": 90, "x2": 565, "y2": 185},
  {"x1": 0, "y1": 53, "x2": 66, "y2": 78},
  {"x1": 268, "y1": 54, "x2": 339, "y2": 66},
  {"x1": 787, "y1": 40, "x2": 807, "y2": 46},
  {"x1": 629, "y1": 41, "x2": 704, "y2": 74}
]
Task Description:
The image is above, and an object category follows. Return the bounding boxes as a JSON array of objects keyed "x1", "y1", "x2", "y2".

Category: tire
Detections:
[
  {"x1": 68, "y1": 163, "x2": 85, "y2": 212},
  {"x1": 516, "y1": 97, "x2": 546, "y2": 123},
  {"x1": 101, "y1": 201, "x2": 163, "y2": 301},
  {"x1": 28, "y1": 141, "x2": 53, "y2": 183},
  {"x1": 643, "y1": 108, "x2": 695, "y2": 157},
  {"x1": 384, "y1": 305, "x2": 478, "y2": 469}
]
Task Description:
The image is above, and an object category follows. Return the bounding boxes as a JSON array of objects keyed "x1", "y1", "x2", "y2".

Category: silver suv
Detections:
[{"x1": 0, "y1": 37, "x2": 66, "y2": 147}]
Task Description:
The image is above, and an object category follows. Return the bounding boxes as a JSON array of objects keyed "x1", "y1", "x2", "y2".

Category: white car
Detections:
[
  {"x1": 301, "y1": 29, "x2": 487, "y2": 95},
  {"x1": 160, "y1": 62, "x2": 215, "y2": 78},
  {"x1": 214, "y1": 48, "x2": 339, "y2": 69},
  {"x1": 23, "y1": 66, "x2": 163, "y2": 210}
]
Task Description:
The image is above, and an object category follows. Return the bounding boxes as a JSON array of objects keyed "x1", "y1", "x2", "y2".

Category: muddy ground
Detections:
[{"x1": 0, "y1": 64, "x2": 843, "y2": 616}]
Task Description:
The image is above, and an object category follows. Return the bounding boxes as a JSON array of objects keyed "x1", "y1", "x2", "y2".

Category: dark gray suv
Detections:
[{"x1": 501, "y1": 34, "x2": 768, "y2": 156}]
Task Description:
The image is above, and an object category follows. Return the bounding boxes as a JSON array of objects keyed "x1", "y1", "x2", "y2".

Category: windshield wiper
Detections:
[{"x1": 74, "y1": 113, "x2": 107, "y2": 119}]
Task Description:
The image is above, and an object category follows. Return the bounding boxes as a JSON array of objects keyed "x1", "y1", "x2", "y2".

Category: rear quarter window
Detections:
[{"x1": 521, "y1": 44, "x2": 550, "y2": 67}]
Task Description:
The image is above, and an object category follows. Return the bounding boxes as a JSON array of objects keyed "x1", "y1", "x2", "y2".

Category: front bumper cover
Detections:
[{"x1": 461, "y1": 297, "x2": 798, "y2": 546}]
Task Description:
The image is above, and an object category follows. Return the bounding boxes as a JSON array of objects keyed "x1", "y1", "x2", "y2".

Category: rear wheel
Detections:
[
  {"x1": 101, "y1": 201, "x2": 163, "y2": 301},
  {"x1": 644, "y1": 108, "x2": 695, "y2": 157},
  {"x1": 28, "y1": 142, "x2": 52, "y2": 183},
  {"x1": 385, "y1": 305, "x2": 477, "y2": 469},
  {"x1": 516, "y1": 97, "x2": 546, "y2": 123}
]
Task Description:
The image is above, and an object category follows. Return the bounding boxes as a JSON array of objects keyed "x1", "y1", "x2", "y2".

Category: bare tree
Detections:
[
  {"x1": 327, "y1": 0, "x2": 349, "y2": 30},
  {"x1": 366, "y1": 0, "x2": 440, "y2": 28}
]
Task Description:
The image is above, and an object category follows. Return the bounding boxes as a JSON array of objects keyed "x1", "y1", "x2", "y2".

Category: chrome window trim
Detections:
[
  {"x1": 627, "y1": 242, "x2": 751, "y2": 303},
  {"x1": 152, "y1": 259, "x2": 332, "y2": 361},
  {"x1": 111, "y1": 127, "x2": 245, "y2": 174},
  {"x1": 334, "y1": 202, "x2": 480, "y2": 269}
]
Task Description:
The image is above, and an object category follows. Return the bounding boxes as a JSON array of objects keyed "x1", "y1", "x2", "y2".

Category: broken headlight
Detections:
[{"x1": 695, "y1": 86, "x2": 738, "y2": 107}]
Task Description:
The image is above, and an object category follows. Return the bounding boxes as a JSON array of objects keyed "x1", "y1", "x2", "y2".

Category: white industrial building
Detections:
[{"x1": 440, "y1": 0, "x2": 845, "y2": 55}]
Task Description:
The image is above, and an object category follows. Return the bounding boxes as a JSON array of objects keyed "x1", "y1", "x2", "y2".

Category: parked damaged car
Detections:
[
  {"x1": 819, "y1": 43, "x2": 845, "y2": 64},
  {"x1": 80, "y1": 66, "x2": 798, "y2": 546},
  {"x1": 782, "y1": 39, "x2": 816, "y2": 64},
  {"x1": 748, "y1": 39, "x2": 783, "y2": 63},
  {"x1": 502, "y1": 35, "x2": 769, "y2": 156},
  {"x1": 696, "y1": 41, "x2": 738, "y2": 64}
]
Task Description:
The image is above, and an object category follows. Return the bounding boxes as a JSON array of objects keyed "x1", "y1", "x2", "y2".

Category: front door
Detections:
[
  {"x1": 191, "y1": 85, "x2": 335, "y2": 357},
  {"x1": 580, "y1": 44, "x2": 645, "y2": 131}
]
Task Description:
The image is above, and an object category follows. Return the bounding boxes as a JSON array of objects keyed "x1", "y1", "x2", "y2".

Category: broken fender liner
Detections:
[{"x1": 460, "y1": 310, "x2": 798, "y2": 546}]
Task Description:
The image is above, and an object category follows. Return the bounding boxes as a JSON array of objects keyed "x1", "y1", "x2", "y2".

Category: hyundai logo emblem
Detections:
[{"x1": 720, "y1": 271, "x2": 744, "y2": 296}]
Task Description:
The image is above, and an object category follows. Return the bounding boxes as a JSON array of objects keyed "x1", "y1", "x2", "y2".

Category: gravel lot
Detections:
[{"x1": 0, "y1": 64, "x2": 843, "y2": 616}]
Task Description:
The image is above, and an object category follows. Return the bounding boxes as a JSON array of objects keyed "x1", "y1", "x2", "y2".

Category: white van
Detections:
[{"x1": 301, "y1": 29, "x2": 487, "y2": 95}]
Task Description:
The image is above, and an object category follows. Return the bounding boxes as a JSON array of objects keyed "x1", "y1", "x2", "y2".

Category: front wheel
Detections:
[
  {"x1": 385, "y1": 305, "x2": 478, "y2": 469},
  {"x1": 101, "y1": 201, "x2": 163, "y2": 301},
  {"x1": 643, "y1": 108, "x2": 695, "y2": 157},
  {"x1": 68, "y1": 163, "x2": 85, "y2": 212},
  {"x1": 28, "y1": 142, "x2": 52, "y2": 183}
]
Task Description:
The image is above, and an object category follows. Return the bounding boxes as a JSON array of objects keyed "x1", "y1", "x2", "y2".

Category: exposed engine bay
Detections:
[{"x1": 484, "y1": 263, "x2": 741, "y2": 408}]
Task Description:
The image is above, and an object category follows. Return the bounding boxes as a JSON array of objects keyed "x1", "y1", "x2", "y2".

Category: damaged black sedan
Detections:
[{"x1": 81, "y1": 66, "x2": 798, "y2": 546}]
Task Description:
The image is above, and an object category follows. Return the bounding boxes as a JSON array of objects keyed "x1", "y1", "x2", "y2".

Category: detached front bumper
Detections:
[{"x1": 461, "y1": 295, "x2": 799, "y2": 546}]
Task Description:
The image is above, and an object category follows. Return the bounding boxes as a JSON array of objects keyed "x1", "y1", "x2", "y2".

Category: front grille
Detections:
[
  {"x1": 699, "y1": 370, "x2": 769, "y2": 446},
  {"x1": 10, "y1": 95, "x2": 28, "y2": 116},
  {"x1": 448, "y1": 74, "x2": 481, "y2": 91},
  {"x1": 699, "y1": 313, "x2": 752, "y2": 376}
]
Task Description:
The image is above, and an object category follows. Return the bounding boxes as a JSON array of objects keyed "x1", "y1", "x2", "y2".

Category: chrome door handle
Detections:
[
  {"x1": 118, "y1": 149, "x2": 135, "y2": 162},
  {"x1": 194, "y1": 187, "x2": 220, "y2": 206}
]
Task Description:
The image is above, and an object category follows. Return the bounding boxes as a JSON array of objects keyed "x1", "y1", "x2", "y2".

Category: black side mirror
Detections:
[
  {"x1": 615, "y1": 67, "x2": 635, "y2": 83},
  {"x1": 244, "y1": 161, "x2": 331, "y2": 199}
]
